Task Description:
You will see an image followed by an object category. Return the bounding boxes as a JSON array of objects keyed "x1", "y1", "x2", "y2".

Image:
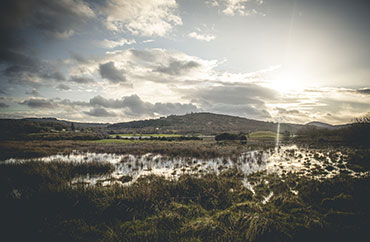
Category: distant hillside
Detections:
[
  {"x1": 108, "y1": 112, "x2": 304, "y2": 135},
  {"x1": 306, "y1": 121, "x2": 349, "y2": 130},
  {"x1": 22, "y1": 118, "x2": 109, "y2": 128},
  {"x1": 0, "y1": 118, "x2": 108, "y2": 141}
]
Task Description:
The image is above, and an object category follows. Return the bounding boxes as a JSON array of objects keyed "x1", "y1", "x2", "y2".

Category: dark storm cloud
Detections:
[
  {"x1": 122, "y1": 94, "x2": 199, "y2": 116},
  {"x1": 99, "y1": 62, "x2": 126, "y2": 83},
  {"x1": 56, "y1": 83, "x2": 71, "y2": 90},
  {"x1": 19, "y1": 97, "x2": 56, "y2": 108},
  {"x1": 1, "y1": 49, "x2": 65, "y2": 87},
  {"x1": 2, "y1": 60, "x2": 66, "y2": 87},
  {"x1": 121, "y1": 95, "x2": 153, "y2": 115},
  {"x1": 70, "y1": 76, "x2": 95, "y2": 84},
  {"x1": 0, "y1": 0, "x2": 94, "y2": 38},
  {"x1": 0, "y1": 0, "x2": 34, "y2": 28},
  {"x1": 88, "y1": 94, "x2": 198, "y2": 116},
  {"x1": 84, "y1": 107, "x2": 116, "y2": 117},
  {"x1": 154, "y1": 58, "x2": 201, "y2": 75},
  {"x1": 0, "y1": 103, "x2": 9, "y2": 108},
  {"x1": 89, "y1": 95, "x2": 122, "y2": 109},
  {"x1": 0, "y1": 0, "x2": 91, "y2": 90},
  {"x1": 0, "y1": 49, "x2": 40, "y2": 68}
]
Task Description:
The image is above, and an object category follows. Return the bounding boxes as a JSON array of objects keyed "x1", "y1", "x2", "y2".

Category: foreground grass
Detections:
[{"x1": 1, "y1": 160, "x2": 369, "y2": 242}]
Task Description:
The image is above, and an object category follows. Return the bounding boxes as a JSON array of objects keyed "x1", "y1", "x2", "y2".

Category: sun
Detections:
[{"x1": 267, "y1": 66, "x2": 308, "y2": 93}]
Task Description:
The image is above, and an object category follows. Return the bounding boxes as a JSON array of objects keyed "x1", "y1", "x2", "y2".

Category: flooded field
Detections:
[
  {"x1": 4, "y1": 145, "x2": 368, "y2": 188},
  {"x1": 2, "y1": 144, "x2": 370, "y2": 242}
]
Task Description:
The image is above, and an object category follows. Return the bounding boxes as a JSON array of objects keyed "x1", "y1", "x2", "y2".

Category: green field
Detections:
[
  {"x1": 88, "y1": 139, "x2": 158, "y2": 144},
  {"x1": 109, "y1": 133, "x2": 183, "y2": 138},
  {"x1": 87, "y1": 139, "x2": 204, "y2": 144},
  {"x1": 249, "y1": 131, "x2": 277, "y2": 139}
]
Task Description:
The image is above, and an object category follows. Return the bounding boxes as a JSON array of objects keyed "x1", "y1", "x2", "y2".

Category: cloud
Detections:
[
  {"x1": 89, "y1": 95, "x2": 123, "y2": 109},
  {"x1": 143, "y1": 39, "x2": 155, "y2": 43},
  {"x1": 39, "y1": 70, "x2": 66, "y2": 81},
  {"x1": 69, "y1": 52, "x2": 90, "y2": 64},
  {"x1": 0, "y1": 103, "x2": 9, "y2": 108},
  {"x1": 25, "y1": 89, "x2": 41, "y2": 96},
  {"x1": 209, "y1": 0, "x2": 265, "y2": 17},
  {"x1": 84, "y1": 107, "x2": 116, "y2": 117},
  {"x1": 70, "y1": 75, "x2": 95, "y2": 84},
  {"x1": 0, "y1": 0, "x2": 95, "y2": 91},
  {"x1": 121, "y1": 94, "x2": 153, "y2": 115},
  {"x1": 188, "y1": 32, "x2": 215, "y2": 42},
  {"x1": 89, "y1": 94, "x2": 198, "y2": 117},
  {"x1": 186, "y1": 84, "x2": 277, "y2": 105},
  {"x1": 99, "y1": 0, "x2": 182, "y2": 36},
  {"x1": 56, "y1": 83, "x2": 71, "y2": 90},
  {"x1": 99, "y1": 38, "x2": 136, "y2": 49},
  {"x1": 121, "y1": 94, "x2": 199, "y2": 117},
  {"x1": 66, "y1": 48, "x2": 218, "y2": 86},
  {"x1": 153, "y1": 102, "x2": 199, "y2": 116},
  {"x1": 19, "y1": 97, "x2": 56, "y2": 109},
  {"x1": 54, "y1": 30, "x2": 75, "y2": 39},
  {"x1": 99, "y1": 61, "x2": 126, "y2": 83},
  {"x1": 1, "y1": 48, "x2": 65, "y2": 88},
  {"x1": 208, "y1": 103, "x2": 271, "y2": 120},
  {"x1": 154, "y1": 58, "x2": 201, "y2": 76},
  {"x1": 0, "y1": 0, "x2": 95, "y2": 39},
  {"x1": 183, "y1": 84, "x2": 277, "y2": 120}
]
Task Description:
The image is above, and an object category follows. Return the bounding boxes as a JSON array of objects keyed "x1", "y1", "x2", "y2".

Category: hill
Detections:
[
  {"x1": 306, "y1": 121, "x2": 349, "y2": 130},
  {"x1": 0, "y1": 118, "x2": 108, "y2": 141},
  {"x1": 22, "y1": 117, "x2": 109, "y2": 128},
  {"x1": 108, "y1": 112, "x2": 304, "y2": 135}
]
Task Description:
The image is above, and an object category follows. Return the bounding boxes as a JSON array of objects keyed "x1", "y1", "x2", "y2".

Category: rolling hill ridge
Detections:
[{"x1": 108, "y1": 112, "x2": 305, "y2": 135}]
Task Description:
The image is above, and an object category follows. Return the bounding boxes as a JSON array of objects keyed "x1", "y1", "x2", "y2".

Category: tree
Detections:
[
  {"x1": 71, "y1": 122, "x2": 75, "y2": 131},
  {"x1": 215, "y1": 133, "x2": 247, "y2": 144}
]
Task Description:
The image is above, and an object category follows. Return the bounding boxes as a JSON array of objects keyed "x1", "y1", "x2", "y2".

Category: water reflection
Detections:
[{"x1": 4, "y1": 145, "x2": 368, "y2": 188}]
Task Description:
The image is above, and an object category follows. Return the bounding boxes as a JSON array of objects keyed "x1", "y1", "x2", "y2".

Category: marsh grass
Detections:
[
  {"x1": 0, "y1": 140, "x2": 250, "y2": 161},
  {"x1": 0, "y1": 158, "x2": 369, "y2": 241}
]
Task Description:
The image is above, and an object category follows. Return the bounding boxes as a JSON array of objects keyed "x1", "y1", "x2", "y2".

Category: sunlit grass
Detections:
[
  {"x1": 109, "y1": 133, "x2": 184, "y2": 138},
  {"x1": 87, "y1": 139, "x2": 160, "y2": 143},
  {"x1": 249, "y1": 131, "x2": 277, "y2": 139},
  {"x1": 87, "y1": 139, "x2": 205, "y2": 144}
]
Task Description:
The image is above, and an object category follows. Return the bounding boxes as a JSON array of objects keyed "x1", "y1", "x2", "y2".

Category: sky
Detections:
[{"x1": 0, "y1": 0, "x2": 370, "y2": 124}]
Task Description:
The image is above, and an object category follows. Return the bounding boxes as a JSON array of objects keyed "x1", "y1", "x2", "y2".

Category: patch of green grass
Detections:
[
  {"x1": 87, "y1": 139, "x2": 161, "y2": 144},
  {"x1": 249, "y1": 131, "x2": 277, "y2": 139},
  {"x1": 109, "y1": 133, "x2": 183, "y2": 138}
]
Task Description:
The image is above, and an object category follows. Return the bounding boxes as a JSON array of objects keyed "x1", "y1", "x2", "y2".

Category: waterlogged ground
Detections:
[
  {"x1": 4, "y1": 145, "x2": 368, "y2": 190},
  {"x1": 2, "y1": 144, "x2": 370, "y2": 241}
]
